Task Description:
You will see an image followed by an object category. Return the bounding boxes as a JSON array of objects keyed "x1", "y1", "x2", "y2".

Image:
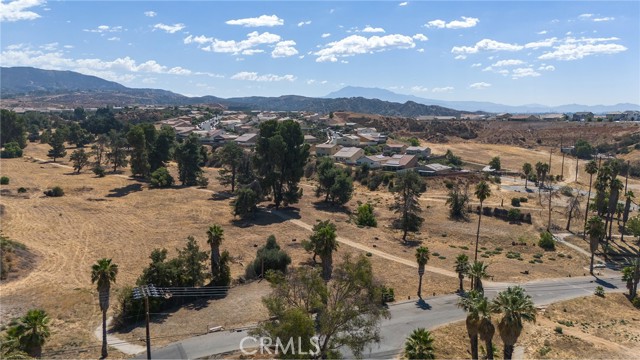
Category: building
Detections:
[
  {"x1": 336, "y1": 135, "x2": 361, "y2": 147},
  {"x1": 606, "y1": 112, "x2": 625, "y2": 121},
  {"x1": 541, "y1": 114, "x2": 566, "y2": 121},
  {"x1": 333, "y1": 147, "x2": 364, "y2": 165},
  {"x1": 356, "y1": 155, "x2": 390, "y2": 169},
  {"x1": 495, "y1": 113, "x2": 512, "y2": 121},
  {"x1": 509, "y1": 115, "x2": 540, "y2": 121},
  {"x1": 572, "y1": 112, "x2": 594, "y2": 121},
  {"x1": 625, "y1": 111, "x2": 640, "y2": 121},
  {"x1": 382, "y1": 154, "x2": 418, "y2": 171},
  {"x1": 234, "y1": 133, "x2": 258, "y2": 147},
  {"x1": 304, "y1": 135, "x2": 318, "y2": 144},
  {"x1": 315, "y1": 143, "x2": 340, "y2": 157},
  {"x1": 405, "y1": 146, "x2": 431, "y2": 159},
  {"x1": 418, "y1": 163, "x2": 453, "y2": 176},
  {"x1": 384, "y1": 143, "x2": 407, "y2": 154}
]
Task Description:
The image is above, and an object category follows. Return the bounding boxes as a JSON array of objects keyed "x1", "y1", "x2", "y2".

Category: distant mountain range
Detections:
[{"x1": 325, "y1": 86, "x2": 640, "y2": 114}]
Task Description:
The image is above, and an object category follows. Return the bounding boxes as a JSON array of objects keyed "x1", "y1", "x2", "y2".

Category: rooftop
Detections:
[{"x1": 334, "y1": 147, "x2": 362, "y2": 158}]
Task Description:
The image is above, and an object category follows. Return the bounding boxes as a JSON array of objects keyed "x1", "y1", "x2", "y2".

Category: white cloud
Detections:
[
  {"x1": 144, "y1": 11, "x2": 157, "y2": 17},
  {"x1": 399, "y1": 2, "x2": 408, "y2": 6},
  {"x1": 362, "y1": 26, "x2": 385, "y2": 33},
  {"x1": 314, "y1": 33, "x2": 417, "y2": 62},
  {"x1": 153, "y1": 23, "x2": 185, "y2": 33},
  {"x1": 511, "y1": 67, "x2": 541, "y2": 79},
  {"x1": 451, "y1": 39, "x2": 523, "y2": 54},
  {"x1": 469, "y1": 82, "x2": 491, "y2": 89},
  {"x1": 0, "y1": 0, "x2": 44, "y2": 22},
  {"x1": 492, "y1": 59, "x2": 524, "y2": 67},
  {"x1": 593, "y1": 17, "x2": 615, "y2": 22},
  {"x1": 426, "y1": 16, "x2": 479, "y2": 29},
  {"x1": 471, "y1": 63, "x2": 482, "y2": 67},
  {"x1": 297, "y1": 20, "x2": 311, "y2": 27},
  {"x1": 432, "y1": 86, "x2": 454, "y2": 93},
  {"x1": 538, "y1": 65, "x2": 555, "y2": 71},
  {"x1": 524, "y1": 37, "x2": 559, "y2": 49},
  {"x1": 84, "y1": 25, "x2": 124, "y2": 33},
  {"x1": 231, "y1": 71, "x2": 296, "y2": 82},
  {"x1": 183, "y1": 35, "x2": 213, "y2": 45},
  {"x1": 321, "y1": 33, "x2": 331, "y2": 38},
  {"x1": 185, "y1": 31, "x2": 283, "y2": 56},
  {"x1": 107, "y1": 37, "x2": 120, "y2": 41},
  {"x1": 538, "y1": 36, "x2": 627, "y2": 61},
  {"x1": 411, "y1": 85, "x2": 429, "y2": 92},
  {"x1": 272, "y1": 40, "x2": 298, "y2": 58},
  {"x1": 40, "y1": 42, "x2": 58, "y2": 51},
  {"x1": 578, "y1": 13, "x2": 593, "y2": 19},
  {"x1": 412, "y1": 33, "x2": 428, "y2": 41},
  {"x1": 537, "y1": 30, "x2": 548, "y2": 35},
  {"x1": 417, "y1": 48, "x2": 425, "y2": 53},
  {"x1": 225, "y1": 14, "x2": 283, "y2": 27},
  {"x1": 454, "y1": 55, "x2": 466, "y2": 60},
  {"x1": 306, "y1": 79, "x2": 316, "y2": 85},
  {"x1": 241, "y1": 49, "x2": 264, "y2": 55}
]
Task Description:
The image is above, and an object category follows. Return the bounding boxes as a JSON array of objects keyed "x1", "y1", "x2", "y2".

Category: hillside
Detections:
[{"x1": 1, "y1": 67, "x2": 127, "y2": 94}]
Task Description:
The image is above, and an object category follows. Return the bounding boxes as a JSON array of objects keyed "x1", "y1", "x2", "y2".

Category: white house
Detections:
[
  {"x1": 333, "y1": 147, "x2": 364, "y2": 165},
  {"x1": 405, "y1": 146, "x2": 431, "y2": 158},
  {"x1": 336, "y1": 135, "x2": 360, "y2": 147},
  {"x1": 315, "y1": 143, "x2": 340, "y2": 157},
  {"x1": 356, "y1": 155, "x2": 390, "y2": 169}
]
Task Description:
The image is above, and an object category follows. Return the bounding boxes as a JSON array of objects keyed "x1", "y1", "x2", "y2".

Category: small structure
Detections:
[
  {"x1": 405, "y1": 146, "x2": 431, "y2": 159},
  {"x1": 304, "y1": 135, "x2": 318, "y2": 144},
  {"x1": 418, "y1": 163, "x2": 453, "y2": 176},
  {"x1": 336, "y1": 135, "x2": 360, "y2": 147},
  {"x1": 234, "y1": 133, "x2": 258, "y2": 147},
  {"x1": 383, "y1": 154, "x2": 418, "y2": 171},
  {"x1": 384, "y1": 143, "x2": 407, "y2": 155},
  {"x1": 509, "y1": 115, "x2": 539, "y2": 121},
  {"x1": 333, "y1": 147, "x2": 365, "y2": 165},
  {"x1": 356, "y1": 155, "x2": 390, "y2": 169},
  {"x1": 315, "y1": 143, "x2": 340, "y2": 157},
  {"x1": 572, "y1": 112, "x2": 594, "y2": 121}
]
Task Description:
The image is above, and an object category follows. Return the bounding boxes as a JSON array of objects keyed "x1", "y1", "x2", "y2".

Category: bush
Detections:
[
  {"x1": 0, "y1": 176, "x2": 9, "y2": 185},
  {"x1": 44, "y1": 186, "x2": 64, "y2": 197},
  {"x1": 519, "y1": 197, "x2": 528, "y2": 203},
  {"x1": 0, "y1": 142, "x2": 23, "y2": 158},
  {"x1": 538, "y1": 232, "x2": 556, "y2": 251},
  {"x1": 17, "y1": 187, "x2": 27, "y2": 193},
  {"x1": 355, "y1": 203, "x2": 377, "y2": 227},
  {"x1": 632, "y1": 297, "x2": 640, "y2": 309},
  {"x1": 594, "y1": 285, "x2": 605, "y2": 297},
  {"x1": 150, "y1": 167, "x2": 174, "y2": 188},
  {"x1": 554, "y1": 326, "x2": 563, "y2": 334},
  {"x1": 93, "y1": 165, "x2": 106, "y2": 177},
  {"x1": 511, "y1": 198, "x2": 521, "y2": 207},
  {"x1": 381, "y1": 286, "x2": 395, "y2": 304},
  {"x1": 245, "y1": 235, "x2": 291, "y2": 279},
  {"x1": 196, "y1": 173, "x2": 209, "y2": 188},
  {"x1": 507, "y1": 208, "x2": 521, "y2": 222},
  {"x1": 560, "y1": 186, "x2": 574, "y2": 197}
]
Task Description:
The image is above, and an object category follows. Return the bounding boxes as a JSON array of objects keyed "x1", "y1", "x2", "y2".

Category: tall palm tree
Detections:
[
  {"x1": 310, "y1": 220, "x2": 339, "y2": 281},
  {"x1": 583, "y1": 160, "x2": 599, "y2": 240},
  {"x1": 606, "y1": 178, "x2": 623, "y2": 247},
  {"x1": 458, "y1": 290, "x2": 484, "y2": 360},
  {"x1": 468, "y1": 261, "x2": 490, "y2": 293},
  {"x1": 478, "y1": 297, "x2": 495, "y2": 360},
  {"x1": 621, "y1": 191, "x2": 635, "y2": 242},
  {"x1": 415, "y1": 246, "x2": 430, "y2": 299},
  {"x1": 454, "y1": 253, "x2": 470, "y2": 293},
  {"x1": 586, "y1": 216, "x2": 605, "y2": 275},
  {"x1": 91, "y1": 258, "x2": 118, "y2": 359},
  {"x1": 6, "y1": 309, "x2": 51, "y2": 358},
  {"x1": 474, "y1": 181, "x2": 491, "y2": 261},
  {"x1": 403, "y1": 328, "x2": 436, "y2": 360},
  {"x1": 207, "y1": 224, "x2": 224, "y2": 279},
  {"x1": 491, "y1": 286, "x2": 537, "y2": 360},
  {"x1": 522, "y1": 163, "x2": 532, "y2": 189}
]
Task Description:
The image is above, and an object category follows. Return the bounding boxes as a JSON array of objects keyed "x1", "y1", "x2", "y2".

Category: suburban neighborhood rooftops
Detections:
[{"x1": 333, "y1": 147, "x2": 362, "y2": 158}]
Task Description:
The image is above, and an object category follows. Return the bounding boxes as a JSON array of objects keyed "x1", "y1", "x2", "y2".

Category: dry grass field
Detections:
[
  {"x1": 0, "y1": 138, "x2": 631, "y2": 358},
  {"x1": 431, "y1": 293, "x2": 640, "y2": 359}
]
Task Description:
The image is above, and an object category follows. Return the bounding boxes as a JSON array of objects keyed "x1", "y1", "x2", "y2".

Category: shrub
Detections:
[
  {"x1": 44, "y1": 186, "x2": 64, "y2": 197},
  {"x1": 511, "y1": 198, "x2": 521, "y2": 207},
  {"x1": 632, "y1": 297, "x2": 640, "y2": 309},
  {"x1": 381, "y1": 286, "x2": 395, "y2": 304},
  {"x1": 93, "y1": 165, "x2": 106, "y2": 177},
  {"x1": 519, "y1": 197, "x2": 528, "y2": 203},
  {"x1": 355, "y1": 203, "x2": 377, "y2": 227},
  {"x1": 0, "y1": 176, "x2": 9, "y2": 185},
  {"x1": 150, "y1": 167, "x2": 174, "y2": 188},
  {"x1": 560, "y1": 186, "x2": 574, "y2": 197},
  {"x1": 0, "y1": 142, "x2": 23, "y2": 158},
  {"x1": 554, "y1": 326, "x2": 563, "y2": 334},
  {"x1": 594, "y1": 286, "x2": 605, "y2": 297},
  {"x1": 538, "y1": 232, "x2": 556, "y2": 251},
  {"x1": 17, "y1": 187, "x2": 27, "y2": 193},
  {"x1": 245, "y1": 235, "x2": 291, "y2": 279},
  {"x1": 196, "y1": 173, "x2": 209, "y2": 188},
  {"x1": 507, "y1": 208, "x2": 521, "y2": 222}
]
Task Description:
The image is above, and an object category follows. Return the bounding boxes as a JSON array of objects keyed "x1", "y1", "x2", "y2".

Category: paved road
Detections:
[{"x1": 143, "y1": 275, "x2": 625, "y2": 359}]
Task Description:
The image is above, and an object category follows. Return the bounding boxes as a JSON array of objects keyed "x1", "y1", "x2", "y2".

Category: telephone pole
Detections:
[
  {"x1": 560, "y1": 136, "x2": 565, "y2": 180},
  {"x1": 133, "y1": 285, "x2": 162, "y2": 360}
]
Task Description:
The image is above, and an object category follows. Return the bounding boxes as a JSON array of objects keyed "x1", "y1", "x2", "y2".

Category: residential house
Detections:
[
  {"x1": 336, "y1": 135, "x2": 361, "y2": 147},
  {"x1": 234, "y1": 133, "x2": 259, "y2": 147},
  {"x1": 304, "y1": 135, "x2": 318, "y2": 144},
  {"x1": 315, "y1": 143, "x2": 340, "y2": 157},
  {"x1": 333, "y1": 147, "x2": 365, "y2": 165},
  {"x1": 356, "y1": 155, "x2": 390, "y2": 169},
  {"x1": 418, "y1": 163, "x2": 453, "y2": 176},
  {"x1": 606, "y1": 112, "x2": 625, "y2": 121},
  {"x1": 572, "y1": 112, "x2": 594, "y2": 121},
  {"x1": 382, "y1": 154, "x2": 418, "y2": 171},
  {"x1": 509, "y1": 115, "x2": 540, "y2": 121},
  {"x1": 384, "y1": 143, "x2": 407, "y2": 154},
  {"x1": 405, "y1": 146, "x2": 431, "y2": 159},
  {"x1": 541, "y1": 114, "x2": 566, "y2": 121},
  {"x1": 625, "y1": 111, "x2": 640, "y2": 121},
  {"x1": 496, "y1": 113, "x2": 512, "y2": 121}
]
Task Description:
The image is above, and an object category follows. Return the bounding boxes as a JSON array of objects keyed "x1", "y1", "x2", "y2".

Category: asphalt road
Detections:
[{"x1": 142, "y1": 274, "x2": 625, "y2": 359}]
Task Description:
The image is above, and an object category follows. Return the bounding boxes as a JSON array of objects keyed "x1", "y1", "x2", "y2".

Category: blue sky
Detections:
[{"x1": 1, "y1": 0, "x2": 639, "y2": 106}]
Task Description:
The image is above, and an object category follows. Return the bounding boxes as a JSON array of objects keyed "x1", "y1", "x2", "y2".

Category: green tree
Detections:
[
  {"x1": 626, "y1": 215, "x2": 640, "y2": 240},
  {"x1": 474, "y1": 181, "x2": 491, "y2": 261},
  {"x1": 455, "y1": 253, "x2": 470, "y2": 293},
  {"x1": 257, "y1": 308, "x2": 317, "y2": 359},
  {"x1": 92, "y1": 134, "x2": 109, "y2": 166},
  {"x1": 391, "y1": 170, "x2": 425, "y2": 242},
  {"x1": 217, "y1": 142, "x2": 244, "y2": 192},
  {"x1": 621, "y1": 191, "x2": 635, "y2": 242},
  {"x1": 468, "y1": 261, "x2": 490, "y2": 293},
  {"x1": 583, "y1": 160, "x2": 599, "y2": 239},
  {"x1": 586, "y1": 216, "x2": 605, "y2": 275},
  {"x1": 150, "y1": 126, "x2": 175, "y2": 171},
  {"x1": 403, "y1": 328, "x2": 435, "y2": 360},
  {"x1": 522, "y1": 163, "x2": 532, "y2": 189},
  {"x1": 246, "y1": 235, "x2": 292, "y2": 279},
  {"x1": 446, "y1": 183, "x2": 469, "y2": 220},
  {"x1": 457, "y1": 290, "x2": 484, "y2": 360},
  {"x1": 356, "y1": 203, "x2": 377, "y2": 227},
  {"x1": 305, "y1": 220, "x2": 338, "y2": 281},
  {"x1": 254, "y1": 120, "x2": 310, "y2": 209},
  {"x1": 489, "y1": 156, "x2": 501, "y2": 171},
  {"x1": 415, "y1": 246, "x2": 430, "y2": 299},
  {"x1": 0, "y1": 109, "x2": 27, "y2": 149},
  {"x1": 622, "y1": 259, "x2": 640, "y2": 299},
  {"x1": 177, "y1": 236, "x2": 208, "y2": 287},
  {"x1": 206, "y1": 225, "x2": 224, "y2": 282},
  {"x1": 315, "y1": 157, "x2": 337, "y2": 202},
  {"x1": 232, "y1": 187, "x2": 259, "y2": 219},
  {"x1": 491, "y1": 286, "x2": 537, "y2": 360},
  {"x1": 106, "y1": 130, "x2": 128, "y2": 173},
  {"x1": 127, "y1": 125, "x2": 150, "y2": 178},
  {"x1": 175, "y1": 133, "x2": 203, "y2": 186},
  {"x1": 574, "y1": 139, "x2": 594, "y2": 159},
  {"x1": 73, "y1": 107, "x2": 86, "y2": 121},
  {"x1": 1, "y1": 142, "x2": 23, "y2": 158},
  {"x1": 478, "y1": 296, "x2": 495, "y2": 360},
  {"x1": 91, "y1": 258, "x2": 118, "y2": 359},
  {"x1": 68, "y1": 122, "x2": 94, "y2": 147},
  {"x1": 70, "y1": 149, "x2": 90, "y2": 173},
  {"x1": 329, "y1": 170, "x2": 353, "y2": 205},
  {"x1": 5, "y1": 309, "x2": 51, "y2": 358},
  {"x1": 149, "y1": 167, "x2": 174, "y2": 188},
  {"x1": 47, "y1": 131, "x2": 67, "y2": 162}
]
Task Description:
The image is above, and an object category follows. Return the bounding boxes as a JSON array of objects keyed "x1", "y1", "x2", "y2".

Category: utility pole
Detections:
[
  {"x1": 133, "y1": 285, "x2": 162, "y2": 360},
  {"x1": 625, "y1": 160, "x2": 630, "y2": 193},
  {"x1": 549, "y1": 148, "x2": 553, "y2": 176},
  {"x1": 575, "y1": 141, "x2": 579, "y2": 183},
  {"x1": 560, "y1": 136, "x2": 565, "y2": 180}
]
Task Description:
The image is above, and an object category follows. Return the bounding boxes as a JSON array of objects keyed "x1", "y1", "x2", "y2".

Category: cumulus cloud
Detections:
[
  {"x1": 593, "y1": 17, "x2": 615, "y2": 22},
  {"x1": 314, "y1": 33, "x2": 418, "y2": 62},
  {"x1": 538, "y1": 36, "x2": 627, "y2": 60},
  {"x1": 469, "y1": 82, "x2": 491, "y2": 89},
  {"x1": 153, "y1": 23, "x2": 185, "y2": 33},
  {"x1": 144, "y1": 11, "x2": 157, "y2": 17},
  {"x1": 524, "y1": 37, "x2": 559, "y2": 49},
  {"x1": 578, "y1": 14, "x2": 593, "y2": 19},
  {"x1": 411, "y1": 86, "x2": 429, "y2": 92},
  {"x1": 538, "y1": 65, "x2": 555, "y2": 71},
  {"x1": 225, "y1": 14, "x2": 283, "y2": 27},
  {"x1": 492, "y1": 59, "x2": 525, "y2": 67},
  {"x1": 185, "y1": 31, "x2": 283, "y2": 56},
  {"x1": 417, "y1": 48, "x2": 425, "y2": 53},
  {"x1": 471, "y1": 63, "x2": 482, "y2": 67},
  {"x1": 362, "y1": 26, "x2": 385, "y2": 33},
  {"x1": 511, "y1": 67, "x2": 541, "y2": 79},
  {"x1": 426, "y1": 16, "x2": 479, "y2": 29},
  {"x1": 271, "y1": 40, "x2": 298, "y2": 58},
  {"x1": 451, "y1": 39, "x2": 523, "y2": 54},
  {"x1": 297, "y1": 20, "x2": 311, "y2": 27},
  {"x1": 454, "y1": 55, "x2": 466, "y2": 60},
  {"x1": 537, "y1": 30, "x2": 548, "y2": 35},
  {"x1": 412, "y1": 33, "x2": 428, "y2": 41},
  {"x1": 231, "y1": 71, "x2": 296, "y2": 82},
  {"x1": 84, "y1": 25, "x2": 124, "y2": 33},
  {"x1": 432, "y1": 86, "x2": 454, "y2": 93},
  {"x1": 107, "y1": 37, "x2": 120, "y2": 41},
  {"x1": 399, "y1": 2, "x2": 408, "y2": 6},
  {"x1": 321, "y1": 33, "x2": 331, "y2": 38},
  {"x1": 0, "y1": 0, "x2": 44, "y2": 22}
]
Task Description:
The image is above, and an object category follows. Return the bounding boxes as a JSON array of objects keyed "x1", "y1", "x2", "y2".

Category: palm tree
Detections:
[
  {"x1": 622, "y1": 191, "x2": 635, "y2": 242},
  {"x1": 454, "y1": 253, "x2": 470, "y2": 293},
  {"x1": 458, "y1": 290, "x2": 484, "y2": 360},
  {"x1": 522, "y1": 163, "x2": 532, "y2": 189},
  {"x1": 478, "y1": 298, "x2": 495, "y2": 360},
  {"x1": 468, "y1": 261, "x2": 490, "y2": 293},
  {"x1": 491, "y1": 286, "x2": 536, "y2": 360},
  {"x1": 207, "y1": 224, "x2": 224, "y2": 279},
  {"x1": 586, "y1": 216, "x2": 605, "y2": 275},
  {"x1": 5, "y1": 309, "x2": 51, "y2": 358},
  {"x1": 91, "y1": 258, "x2": 118, "y2": 359},
  {"x1": 403, "y1": 328, "x2": 436, "y2": 360},
  {"x1": 605, "y1": 178, "x2": 623, "y2": 247},
  {"x1": 310, "y1": 220, "x2": 339, "y2": 281},
  {"x1": 415, "y1": 246, "x2": 430, "y2": 299},
  {"x1": 583, "y1": 160, "x2": 599, "y2": 240},
  {"x1": 474, "y1": 181, "x2": 491, "y2": 261}
]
